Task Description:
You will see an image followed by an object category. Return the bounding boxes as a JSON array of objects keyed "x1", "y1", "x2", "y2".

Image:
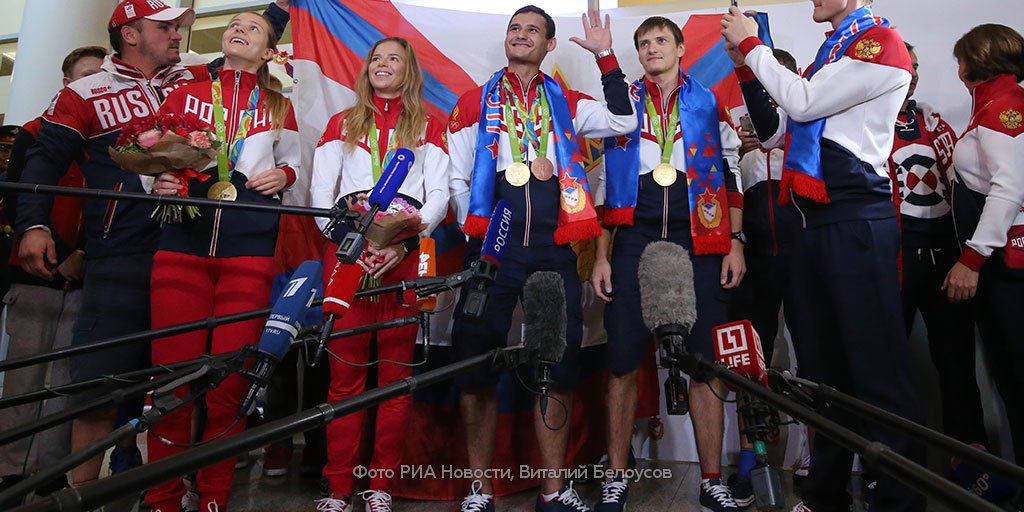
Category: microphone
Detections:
[
  {"x1": 336, "y1": 148, "x2": 415, "y2": 264},
  {"x1": 638, "y1": 241, "x2": 698, "y2": 415},
  {"x1": 952, "y1": 444, "x2": 1020, "y2": 505},
  {"x1": 522, "y1": 271, "x2": 567, "y2": 417},
  {"x1": 312, "y1": 261, "x2": 365, "y2": 366},
  {"x1": 462, "y1": 200, "x2": 514, "y2": 320},
  {"x1": 713, "y1": 320, "x2": 783, "y2": 510},
  {"x1": 239, "y1": 260, "x2": 322, "y2": 417},
  {"x1": 712, "y1": 320, "x2": 768, "y2": 390},
  {"x1": 417, "y1": 237, "x2": 437, "y2": 312}
]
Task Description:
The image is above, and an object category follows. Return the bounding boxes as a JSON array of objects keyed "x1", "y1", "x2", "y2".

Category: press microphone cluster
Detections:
[
  {"x1": 462, "y1": 200, "x2": 513, "y2": 320},
  {"x1": 522, "y1": 271, "x2": 566, "y2": 417},
  {"x1": 712, "y1": 320, "x2": 783, "y2": 510},
  {"x1": 638, "y1": 241, "x2": 698, "y2": 415},
  {"x1": 238, "y1": 260, "x2": 322, "y2": 418}
]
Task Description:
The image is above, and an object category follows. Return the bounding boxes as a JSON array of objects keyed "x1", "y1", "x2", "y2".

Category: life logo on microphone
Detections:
[
  {"x1": 713, "y1": 320, "x2": 767, "y2": 386},
  {"x1": 717, "y1": 323, "x2": 750, "y2": 360}
]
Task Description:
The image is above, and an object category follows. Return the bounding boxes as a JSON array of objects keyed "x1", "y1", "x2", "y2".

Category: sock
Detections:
[
  {"x1": 541, "y1": 490, "x2": 560, "y2": 502},
  {"x1": 738, "y1": 448, "x2": 757, "y2": 478},
  {"x1": 701, "y1": 473, "x2": 721, "y2": 483}
]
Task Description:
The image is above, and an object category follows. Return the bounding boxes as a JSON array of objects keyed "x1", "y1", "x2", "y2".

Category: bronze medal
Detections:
[
  {"x1": 505, "y1": 162, "x2": 530, "y2": 187},
  {"x1": 652, "y1": 163, "x2": 677, "y2": 187},
  {"x1": 530, "y1": 157, "x2": 555, "y2": 181},
  {"x1": 207, "y1": 181, "x2": 238, "y2": 201}
]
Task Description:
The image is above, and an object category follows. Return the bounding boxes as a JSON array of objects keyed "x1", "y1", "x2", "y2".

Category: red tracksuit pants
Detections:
[
  {"x1": 321, "y1": 243, "x2": 419, "y2": 497},
  {"x1": 146, "y1": 250, "x2": 274, "y2": 511}
]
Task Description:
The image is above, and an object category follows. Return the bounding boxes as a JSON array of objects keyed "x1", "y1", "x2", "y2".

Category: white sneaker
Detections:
[
  {"x1": 316, "y1": 496, "x2": 353, "y2": 512},
  {"x1": 360, "y1": 490, "x2": 392, "y2": 512},
  {"x1": 791, "y1": 502, "x2": 813, "y2": 512}
]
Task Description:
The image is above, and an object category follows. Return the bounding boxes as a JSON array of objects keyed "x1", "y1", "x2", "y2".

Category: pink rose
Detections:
[
  {"x1": 187, "y1": 130, "x2": 212, "y2": 149},
  {"x1": 137, "y1": 129, "x2": 162, "y2": 149}
]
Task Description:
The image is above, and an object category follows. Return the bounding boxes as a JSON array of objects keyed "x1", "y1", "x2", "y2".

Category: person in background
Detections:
[
  {"x1": 0, "y1": 46, "x2": 105, "y2": 507},
  {"x1": 889, "y1": 42, "x2": 988, "y2": 449},
  {"x1": 144, "y1": 11, "x2": 301, "y2": 512},
  {"x1": 945, "y1": 23, "x2": 1024, "y2": 466}
]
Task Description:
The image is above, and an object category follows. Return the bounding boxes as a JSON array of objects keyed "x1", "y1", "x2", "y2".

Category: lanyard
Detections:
[
  {"x1": 211, "y1": 79, "x2": 260, "y2": 183},
  {"x1": 644, "y1": 91, "x2": 679, "y2": 165}
]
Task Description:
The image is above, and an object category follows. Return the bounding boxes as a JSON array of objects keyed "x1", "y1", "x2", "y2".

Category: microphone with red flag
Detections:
[
  {"x1": 311, "y1": 259, "x2": 365, "y2": 366},
  {"x1": 713, "y1": 319, "x2": 768, "y2": 390}
]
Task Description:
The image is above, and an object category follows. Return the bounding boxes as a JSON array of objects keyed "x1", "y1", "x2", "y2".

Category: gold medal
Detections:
[
  {"x1": 207, "y1": 181, "x2": 238, "y2": 201},
  {"x1": 530, "y1": 157, "x2": 555, "y2": 181},
  {"x1": 505, "y1": 162, "x2": 530, "y2": 187},
  {"x1": 652, "y1": 163, "x2": 677, "y2": 187}
]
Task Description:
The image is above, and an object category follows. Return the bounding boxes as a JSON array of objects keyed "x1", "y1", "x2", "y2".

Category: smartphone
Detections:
[{"x1": 740, "y1": 114, "x2": 754, "y2": 134}]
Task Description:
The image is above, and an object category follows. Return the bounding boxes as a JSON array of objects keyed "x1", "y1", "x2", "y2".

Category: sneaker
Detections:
[
  {"x1": 360, "y1": 490, "x2": 392, "y2": 512},
  {"x1": 792, "y1": 454, "x2": 810, "y2": 490},
  {"x1": 791, "y1": 502, "x2": 812, "y2": 512},
  {"x1": 595, "y1": 476, "x2": 628, "y2": 512},
  {"x1": 316, "y1": 496, "x2": 353, "y2": 512},
  {"x1": 177, "y1": 473, "x2": 198, "y2": 512},
  {"x1": 263, "y1": 444, "x2": 293, "y2": 477},
  {"x1": 460, "y1": 480, "x2": 495, "y2": 512},
  {"x1": 699, "y1": 478, "x2": 739, "y2": 512},
  {"x1": 726, "y1": 473, "x2": 754, "y2": 508},
  {"x1": 536, "y1": 482, "x2": 590, "y2": 512},
  {"x1": 109, "y1": 445, "x2": 144, "y2": 474}
]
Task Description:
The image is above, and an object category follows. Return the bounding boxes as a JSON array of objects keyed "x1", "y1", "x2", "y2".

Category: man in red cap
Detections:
[{"x1": 15, "y1": 0, "x2": 209, "y2": 489}]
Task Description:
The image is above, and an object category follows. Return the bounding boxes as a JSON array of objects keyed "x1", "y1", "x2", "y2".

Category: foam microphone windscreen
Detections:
[
  {"x1": 522, "y1": 271, "x2": 566, "y2": 364},
  {"x1": 638, "y1": 241, "x2": 697, "y2": 332},
  {"x1": 368, "y1": 147, "x2": 414, "y2": 210}
]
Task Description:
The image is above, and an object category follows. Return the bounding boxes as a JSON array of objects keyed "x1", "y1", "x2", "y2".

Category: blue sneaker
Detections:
[
  {"x1": 726, "y1": 473, "x2": 754, "y2": 508},
  {"x1": 699, "y1": 478, "x2": 739, "y2": 512},
  {"x1": 109, "y1": 446, "x2": 143, "y2": 474},
  {"x1": 595, "y1": 476, "x2": 628, "y2": 512},
  {"x1": 460, "y1": 480, "x2": 495, "y2": 512},
  {"x1": 536, "y1": 482, "x2": 590, "y2": 512}
]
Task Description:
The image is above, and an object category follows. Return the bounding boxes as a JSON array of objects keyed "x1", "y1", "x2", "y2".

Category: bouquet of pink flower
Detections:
[
  {"x1": 108, "y1": 113, "x2": 221, "y2": 224},
  {"x1": 347, "y1": 194, "x2": 426, "y2": 248}
]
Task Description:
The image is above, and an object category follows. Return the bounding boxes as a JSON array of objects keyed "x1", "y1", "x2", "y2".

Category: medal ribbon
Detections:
[
  {"x1": 211, "y1": 79, "x2": 260, "y2": 183},
  {"x1": 501, "y1": 76, "x2": 550, "y2": 163},
  {"x1": 643, "y1": 92, "x2": 679, "y2": 165},
  {"x1": 367, "y1": 116, "x2": 399, "y2": 182}
]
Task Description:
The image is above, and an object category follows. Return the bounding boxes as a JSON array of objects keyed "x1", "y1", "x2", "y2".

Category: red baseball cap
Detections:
[{"x1": 108, "y1": 0, "x2": 196, "y2": 31}]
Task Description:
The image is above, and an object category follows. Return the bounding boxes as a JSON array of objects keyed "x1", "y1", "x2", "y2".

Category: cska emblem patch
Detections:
[
  {"x1": 697, "y1": 188, "x2": 723, "y2": 229},
  {"x1": 855, "y1": 39, "x2": 882, "y2": 60},
  {"x1": 1000, "y1": 109, "x2": 1022, "y2": 130},
  {"x1": 560, "y1": 173, "x2": 587, "y2": 214}
]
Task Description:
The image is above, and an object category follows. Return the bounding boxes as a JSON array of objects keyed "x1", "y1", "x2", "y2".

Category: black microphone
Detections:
[
  {"x1": 238, "y1": 260, "x2": 321, "y2": 417},
  {"x1": 522, "y1": 271, "x2": 567, "y2": 417},
  {"x1": 638, "y1": 241, "x2": 698, "y2": 415},
  {"x1": 462, "y1": 200, "x2": 514, "y2": 320}
]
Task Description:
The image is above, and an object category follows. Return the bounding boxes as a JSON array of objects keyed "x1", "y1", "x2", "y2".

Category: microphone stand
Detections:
[
  {"x1": 665, "y1": 353, "x2": 1004, "y2": 512},
  {"x1": 13, "y1": 345, "x2": 534, "y2": 512},
  {"x1": 0, "y1": 316, "x2": 421, "y2": 506},
  {"x1": 770, "y1": 370, "x2": 1024, "y2": 486},
  {"x1": 735, "y1": 391, "x2": 784, "y2": 510}
]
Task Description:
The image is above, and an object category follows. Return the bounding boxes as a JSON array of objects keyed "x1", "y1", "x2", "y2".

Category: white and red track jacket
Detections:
[
  {"x1": 15, "y1": 55, "x2": 210, "y2": 258},
  {"x1": 952, "y1": 74, "x2": 1024, "y2": 271},
  {"x1": 156, "y1": 68, "x2": 302, "y2": 258},
  {"x1": 311, "y1": 95, "x2": 450, "y2": 239},
  {"x1": 736, "y1": 27, "x2": 911, "y2": 227}
]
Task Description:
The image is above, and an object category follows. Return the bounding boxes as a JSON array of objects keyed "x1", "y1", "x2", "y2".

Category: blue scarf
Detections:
[
  {"x1": 464, "y1": 70, "x2": 599, "y2": 245},
  {"x1": 603, "y1": 70, "x2": 731, "y2": 255},
  {"x1": 781, "y1": 5, "x2": 890, "y2": 204}
]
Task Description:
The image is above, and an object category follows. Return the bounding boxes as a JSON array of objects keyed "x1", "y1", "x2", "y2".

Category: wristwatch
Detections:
[
  {"x1": 595, "y1": 48, "x2": 614, "y2": 59},
  {"x1": 731, "y1": 231, "x2": 747, "y2": 244}
]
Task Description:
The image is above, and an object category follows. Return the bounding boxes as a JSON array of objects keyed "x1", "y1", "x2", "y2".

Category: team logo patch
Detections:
[
  {"x1": 697, "y1": 188, "x2": 723, "y2": 229},
  {"x1": 560, "y1": 173, "x2": 587, "y2": 214},
  {"x1": 855, "y1": 39, "x2": 882, "y2": 60},
  {"x1": 1000, "y1": 109, "x2": 1022, "y2": 130}
]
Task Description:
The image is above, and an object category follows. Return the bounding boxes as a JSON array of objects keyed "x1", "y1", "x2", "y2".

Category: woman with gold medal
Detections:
[
  {"x1": 145, "y1": 12, "x2": 302, "y2": 512},
  {"x1": 310, "y1": 37, "x2": 450, "y2": 512}
]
